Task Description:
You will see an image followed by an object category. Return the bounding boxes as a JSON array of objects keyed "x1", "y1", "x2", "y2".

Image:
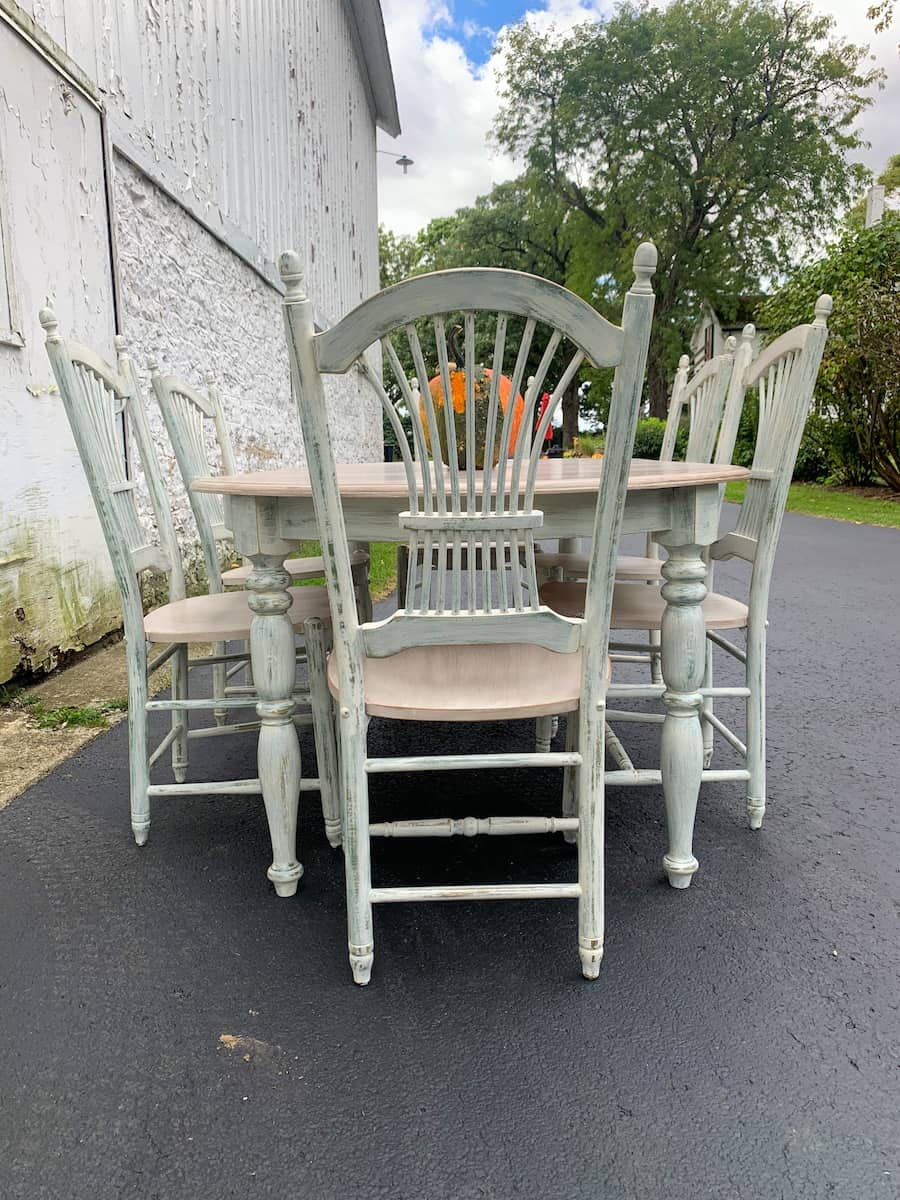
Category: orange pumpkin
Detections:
[{"x1": 422, "y1": 364, "x2": 525, "y2": 469}]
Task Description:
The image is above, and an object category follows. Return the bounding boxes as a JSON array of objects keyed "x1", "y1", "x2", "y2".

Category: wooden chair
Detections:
[
  {"x1": 535, "y1": 326, "x2": 754, "y2": 584},
  {"x1": 540, "y1": 297, "x2": 832, "y2": 830},
  {"x1": 532, "y1": 329, "x2": 752, "y2": 751},
  {"x1": 280, "y1": 245, "x2": 657, "y2": 983},
  {"x1": 40, "y1": 309, "x2": 339, "y2": 882}
]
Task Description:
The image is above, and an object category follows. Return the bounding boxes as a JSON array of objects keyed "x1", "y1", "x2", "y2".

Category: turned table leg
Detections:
[
  {"x1": 247, "y1": 554, "x2": 303, "y2": 897},
  {"x1": 658, "y1": 543, "x2": 707, "y2": 889}
]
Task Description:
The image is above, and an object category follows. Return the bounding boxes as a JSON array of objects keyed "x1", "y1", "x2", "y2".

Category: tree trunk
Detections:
[
  {"x1": 562, "y1": 382, "x2": 579, "y2": 449},
  {"x1": 646, "y1": 347, "x2": 670, "y2": 420}
]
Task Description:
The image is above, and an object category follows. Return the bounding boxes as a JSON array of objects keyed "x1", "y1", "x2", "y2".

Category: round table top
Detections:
[{"x1": 193, "y1": 458, "x2": 749, "y2": 499}]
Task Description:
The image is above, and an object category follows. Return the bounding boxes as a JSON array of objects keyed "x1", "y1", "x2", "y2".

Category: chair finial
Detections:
[
  {"x1": 678, "y1": 353, "x2": 690, "y2": 370},
  {"x1": 205, "y1": 372, "x2": 216, "y2": 388},
  {"x1": 630, "y1": 242, "x2": 657, "y2": 294},
  {"x1": 114, "y1": 333, "x2": 128, "y2": 354},
  {"x1": 740, "y1": 323, "x2": 755, "y2": 346},
  {"x1": 814, "y1": 294, "x2": 833, "y2": 328},
  {"x1": 39, "y1": 306, "x2": 60, "y2": 341},
  {"x1": 724, "y1": 335, "x2": 737, "y2": 355},
  {"x1": 279, "y1": 251, "x2": 307, "y2": 301},
  {"x1": 147, "y1": 355, "x2": 160, "y2": 375}
]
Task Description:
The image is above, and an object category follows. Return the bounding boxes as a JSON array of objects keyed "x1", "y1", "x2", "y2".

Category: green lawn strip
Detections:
[
  {"x1": 293, "y1": 541, "x2": 398, "y2": 600},
  {"x1": 724, "y1": 482, "x2": 900, "y2": 528},
  {"x1": 0, "y1": 695, "x2": 130, "y2": 730}
]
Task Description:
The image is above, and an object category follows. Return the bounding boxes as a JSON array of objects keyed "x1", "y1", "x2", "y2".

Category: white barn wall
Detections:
[
  {"x1": 0, "y1": 17, "x2": 120, "y2": 682},
  {"x1": 1, "y1": 0, "x2": 389, "y2": 680}
]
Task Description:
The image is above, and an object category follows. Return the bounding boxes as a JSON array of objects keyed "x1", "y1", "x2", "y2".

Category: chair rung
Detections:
[
  {"x1": 370, "y1": 883, "x2": 581, "y2": 903},
  {"x1": 369, "y1": 816, "x2": 579, "y2": 838},
  {"x1": 147, "y1": 777, "x2": 322, "y2": 796},
  {"x1": 365, "y1": 751, "x2": 581, "y2": 774},
  {"x1": 604, "y1": 768, "x2": 751, "y2": 786}
]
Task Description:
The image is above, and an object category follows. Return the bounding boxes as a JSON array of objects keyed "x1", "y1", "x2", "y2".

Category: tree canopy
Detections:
[
  {"x1": 759, "y1": 213, "x2": 900, "y2": 489},
  {"x1": 493, "y1": 0, "x2": 881, "y2": 414}
]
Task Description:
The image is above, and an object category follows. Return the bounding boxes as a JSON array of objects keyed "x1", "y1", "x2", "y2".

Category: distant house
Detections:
[
  {"x1": 0, "y1": 0, "x2": 399, "y2": 682},
  {"x1": 690, "y1": 296, "x2": 767, "y2": 368}
]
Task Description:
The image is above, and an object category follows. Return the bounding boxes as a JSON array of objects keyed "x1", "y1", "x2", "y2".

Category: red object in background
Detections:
[{"x1": 537, "y1": 393, "x2": 553, "y2": 442}]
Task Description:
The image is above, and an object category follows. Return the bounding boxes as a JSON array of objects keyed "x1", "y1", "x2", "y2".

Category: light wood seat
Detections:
[
  {"x1": 327, "y1": 643, "x2": 583, "y2": 721},
  {"x1": 221, "y1": 549, "x2": 368, "y2": 586},
  {"x1": 541, "y1": 579, "x2": 748, "y2": 629},
  {"x1": 144, "y1": 585, "x2": 331, "y2": 644},
  {"x1": 535, "y1": 550, "x2": 663, "y2": 581}
]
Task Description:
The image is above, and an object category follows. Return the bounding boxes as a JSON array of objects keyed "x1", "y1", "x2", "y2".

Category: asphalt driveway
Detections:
[{"x1": 1, "y1": 507, "x2": 898, "y2": 1200}]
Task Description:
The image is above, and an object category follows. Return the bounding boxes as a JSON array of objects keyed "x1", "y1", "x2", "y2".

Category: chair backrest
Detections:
[
  {"x1": 712, "y1": 296, "x2": 832, "y2": 594},
  {"x1": 281, "y1": 247, "x2": 657, "y2": 697},
  {"x1": 40, "y1": 308, "x2": 185, "y2": 636},
  {"x1": 714, "y1": 322, "x2": 757, "y2": 465},
  {"x1": 659, "y1": 340, "x2": 737, "y2": 465},
  {"x1": 151, "y1": 365, "x2": 237, "y2": 592}
]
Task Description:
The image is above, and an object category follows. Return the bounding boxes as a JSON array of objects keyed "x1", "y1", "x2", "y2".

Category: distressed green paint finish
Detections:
[{"x1": 0, "y1": 514, "x2": 121, "y2": 681}]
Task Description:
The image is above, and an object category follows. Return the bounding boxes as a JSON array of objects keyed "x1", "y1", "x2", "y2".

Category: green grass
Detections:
[
  {"x1": 293, "y1": 541, "x2": 399, "y2": 600},
  {"x1": 724, "y1": 481, "x2": 900, "y2": 528},
  {"x1": 0, "y1": 692, "x2": 129, "y2": 730}
]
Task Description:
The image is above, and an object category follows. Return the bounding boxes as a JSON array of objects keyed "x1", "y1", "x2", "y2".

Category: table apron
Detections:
[{"x1": 225, "y1": 484, "x2": 724, "y2": 552}]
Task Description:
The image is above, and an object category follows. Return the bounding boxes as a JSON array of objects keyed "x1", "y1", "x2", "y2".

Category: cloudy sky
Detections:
[{"x1": 377, "y1": 0, "x2": 899, "y2": 235}]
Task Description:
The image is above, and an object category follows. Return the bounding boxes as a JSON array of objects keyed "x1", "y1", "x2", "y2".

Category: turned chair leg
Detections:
[
  {"x1": 212, "y1": 638, "x2": 227, "y2": 726},
  {"x1": 129, "y1": 642, "x2": 152, "y2": 846},
  {"x1": 535, "y1": 715, "x2": 554, "y2": 753},
  {"x1": 171, "y1": 643, "x2": 189, "y2": 783},
  {"x1": 304, "y1": 619, "x2": 342, "y2": 848},
  {"x1": 702, "y1": 637, "x2": 714, "y2": 768},
  {"x1": 562, "y1": 713, "x2": 578, "y2": 844},
  {"x1": 341, "y1": 708, "x2": 374, "y2": 985},
  {"x1": 746, "y1": 625, "x2": 767, "y2": 830},
  {"x1": 577, "y1": 703, "x2": 605, "y2": 980}
]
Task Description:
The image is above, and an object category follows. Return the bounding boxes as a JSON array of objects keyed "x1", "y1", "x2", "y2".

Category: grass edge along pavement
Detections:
[{"x1": 724, "y1": 481, "x2": 900, "y2": 528}]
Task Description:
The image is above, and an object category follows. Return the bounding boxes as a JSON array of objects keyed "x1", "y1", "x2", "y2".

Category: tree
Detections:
[
  {"x1": 414, "y1": 176, "x2": 586, "y2": 446},
  {"x1": 378, "y1": 225, "x2": 424, "y2": 288},
  {"x1": 493, "y1": 0, "x2": 881, "y2": 416},
  {"x1": 758, "y1": 214, "x2": 900, "y2": 489}
]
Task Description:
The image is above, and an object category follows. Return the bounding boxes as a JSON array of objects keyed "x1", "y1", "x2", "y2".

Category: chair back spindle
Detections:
[
  {"x1": 152, "y1": 366, "x2": 237, "y2": 592},
  {"x1": 281, "y1": 252, "x2": 657, "y2": 704},
  {"x1": 40, "y1": 309, "x2": 185, "y2": 641},
  {"x1": 712, "y1": 297, "x2": 832, "y2": 587}
]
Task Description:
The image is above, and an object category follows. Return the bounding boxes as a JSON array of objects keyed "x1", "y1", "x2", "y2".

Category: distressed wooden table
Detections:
[{"x1": 195, "y1": 457, "x2": 748, "y2": 894}]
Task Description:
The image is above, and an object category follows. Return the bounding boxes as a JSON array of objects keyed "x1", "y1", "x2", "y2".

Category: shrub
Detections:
[{"x1": 631, "y1": 417, "x2": 688, "y2": 460}]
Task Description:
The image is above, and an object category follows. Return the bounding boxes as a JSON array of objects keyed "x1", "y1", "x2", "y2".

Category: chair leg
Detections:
[
  {"x1": 702, "y1": 637, "x2": 714, "y2": 768},
  {"x1": 746, "y1": 624, "x2": 766, "y2": 830},
  {"x1": 129, "y1": 641, "x2": 151, "y2": 846},
  {"x1": 212, "y1": 639, "x2": 227, "y2": 726},
  {"x1": 562, "y1": 714, "x2": 578, "y2": 844},
  {"x1": 340, "y1": 708, "x2": 374, "y2": 985},
  {"x1": 535, "y1": 715, "x2": 554, "y2": 753},
  {"x1": 171, "y1": 643, "x2": 189, "y2": 783},
  {"x1": 352, "y1": 559, "x2": 373, "y2": 623},
  {"x1": 304, "y1": 618, "x2": 342, "y2": 848},
  {"x1": 649, "y1": 627, "x2": 662, "y2": 684},
  {"x1": 396, "y1": 544, "x2": 409, "y2": 608},
  {"x1": 577, "y1": 702, "x2": 605, "y2": 980}
]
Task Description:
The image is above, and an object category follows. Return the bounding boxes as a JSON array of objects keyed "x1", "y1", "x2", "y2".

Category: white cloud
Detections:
[{"x1": 378, "y1": 0, "x2": 898, "y2": 236}]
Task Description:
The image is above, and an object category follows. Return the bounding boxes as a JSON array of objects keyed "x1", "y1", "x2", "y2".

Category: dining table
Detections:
[{"x1": 194, "y1": 456, "x2": 749, "y2": 896}]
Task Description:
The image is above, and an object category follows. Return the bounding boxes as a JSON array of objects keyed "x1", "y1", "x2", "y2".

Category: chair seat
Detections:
[
  {"x1": 327, "y1": 642, "x2": 583, "y2": 721},
  {"x1": 540, "y1": 580, "x2": 749, "y2": 630},
  {"x1": 143, "y1": 586, "x2": 331, "y2": 643},
  {"x1": 535, "y1": 550, "x2": 663, "y2": 581},
  {"x1": 221, "y1": 549, "x2": 368, "y2": 585}
]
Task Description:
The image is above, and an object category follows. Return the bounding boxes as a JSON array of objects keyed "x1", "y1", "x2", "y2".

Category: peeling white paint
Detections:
[{"x1": 0, "y1": 1, "x2": 387, "y2": 680}]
